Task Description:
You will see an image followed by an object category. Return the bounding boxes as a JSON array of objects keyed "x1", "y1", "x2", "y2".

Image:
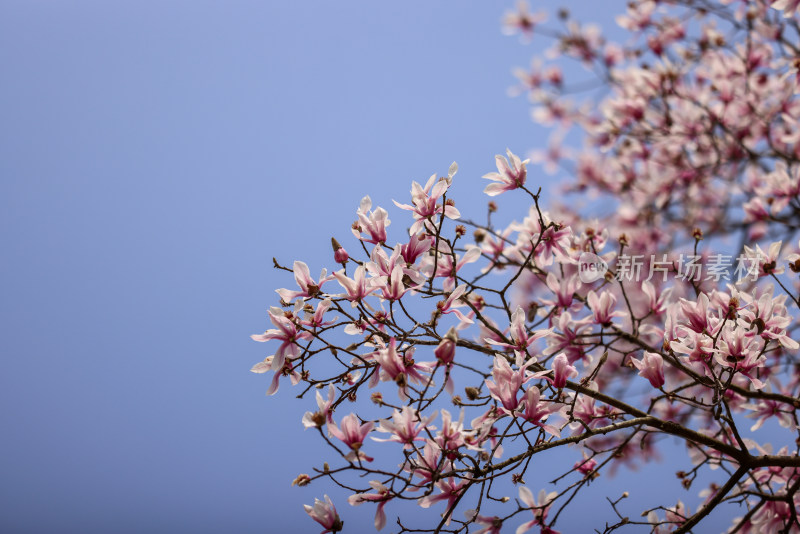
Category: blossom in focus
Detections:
[
  {"x1": 372, "y1": 406, "x2": 436, "y2": 449},
  {"x1": 348, "y1": 481, "x2": 392, "y2": 531},
  {"x1": 304, "y1": 495, "x2": 343, "y2": 534},
  {"x1": 352, "y1": 196, "x2": 390, "y2": 244},
  {"x1": 276, "y1": 261, "x2": 332, "y2": 303},
  {"x1": 328, "y1": 413, "x2": 375, "y2": 462},
  {"x1": 483, "y1": 149, "x2": 530, "y2": 196},
  {"x1": 250, "y1": 308, "x2": 312, "y2": 371},
  {"x1": 393, "y1": 169, "x2": 460, "y2": 235}
]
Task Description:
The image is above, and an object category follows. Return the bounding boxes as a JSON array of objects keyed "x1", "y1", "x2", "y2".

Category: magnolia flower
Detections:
[
  {"x1": 302, "y1": 385, "x2": 336, "y2": 429},
  {"x1": 741, "y1": 241, "x2": 784, "y2": 278},
  {"x1": 348, "y1": 481, "x2": 392, "y2": 531},
  {"x1": 276, "y1": 261, "x2": 332, "y2": 303},
  {"x1": 400, "y1": 233, "x2": 433, "y2": 265},
  {"x1": 574, "y1": 453, "x2": 598, "y2": 477},
  {"x1": 483, "y1": 149, "x2": 530, "y2": 196},
  {"x1": 630, "y1": 351, "x2": 665, "y2": 389},
  {"x1": 485, "y1": 306, "x2": 552, "y2": 357},
  {"x1": 518, "y1": 386, "x2": 561, "y2": 437},
  {"x1": 485, "y1": 354, "x2": 536, "y2": 412},
  {"x1": 586, "y1": 290, "x2": 626, "y2": 326},
  {"x1": 418, "y1": 476, "x2": 471, "y2": 526},
  {"x1": 550, "y1": 354, "x2": 578, "y2": 388},
  {"x1": 436, "y1": 284, "x2": 475, "y2": 325},
  {"x1": 333, "y1": 266, "x2": 375, "y2": 305},
  {"x1": 352, "y1": 196, "x2": 390, "y2": 244},
  {"x1": 372, "y1": 406, "x2": 436, "y2": 449},
  {"x1": 434, "y1": 327, "x2": 458, "y2": 393},
  {"x1": 517, "y1": 487, "x2": 559, "y2": 534},
  {"x1": 502, "y1": 1, "x2": 546, "y2": 38},
  {"x1": 250, "y1": 308, "x2": 312, "y2": 371},
  {"x1": 328, "y1": 413, "x2": 375, "y2": 462},
  {"x1": 304, "y1": 495, "x2": 343, "y2": 534},
  {"x1": 393, "y1": 170, "x2": 460, "y2": 235},
  {"x1": 422, "y1": 242, "x2": 482, "y2": 292},
  {"x1": 250, "y1": 355, "x2": 301, "y2": 396}
]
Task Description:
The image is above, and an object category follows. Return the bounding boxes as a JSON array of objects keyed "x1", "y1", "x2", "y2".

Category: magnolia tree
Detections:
[{"x1": 252, "y1": 1, "x2": 800, "y2": 532}]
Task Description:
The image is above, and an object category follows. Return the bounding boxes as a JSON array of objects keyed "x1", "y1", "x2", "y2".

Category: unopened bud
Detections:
[
  {"x1": 692, "y1": 228, "x2": 704, "y2": 240},
  {"x1": 619, "y1": 233, "x2": 629, "y2": 247},
  {"x1": 292, "y1": 474, "x2": 311, "y2": 487},
  {"x1": 371, "y1": 392, "x2": 383, "y2": 405},
  {"x1": 474, "y1": 229, "x2": 486, "y2": 243},
  {"x1": 622, "y1": 492, "x2": 629, "y2": 499},
  {"x1": 455, "y1": 225, "x2": 466, "y2": 237},
  {"x1": 331, "y1": 237, "x2": 349, "y2": 263},
  {"x1": 465, "y1": 387, "x2": 480, "y2": 400},
  {"x1": 452, "y1": 395, "x2": 462, "y2": 406},
  {"x1": 488, "y1": 201, "x2": 498, "y2": 213}
]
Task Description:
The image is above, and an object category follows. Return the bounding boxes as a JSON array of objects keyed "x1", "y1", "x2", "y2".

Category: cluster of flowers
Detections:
[{"x1": 253, "y1": 1, "x2": 800, "y2": 532}]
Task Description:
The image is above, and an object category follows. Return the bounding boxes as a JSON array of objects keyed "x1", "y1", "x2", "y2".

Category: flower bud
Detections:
[
  {"x1": 331, "y1": 237, "x2": 349, "y2": 264},
  {"x1": 292, "y1": 474, "x2": 311, "y2": 487}
]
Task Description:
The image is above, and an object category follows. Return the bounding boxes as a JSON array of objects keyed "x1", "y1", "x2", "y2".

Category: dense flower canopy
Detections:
[{"x1": 253, "y1": 1, "x2": 800, "y2": 532}]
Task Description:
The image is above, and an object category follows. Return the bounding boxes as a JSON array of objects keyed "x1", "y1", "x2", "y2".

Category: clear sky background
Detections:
[{"x1": 0, "y1": 1, "x2": 741, "y2": 532}]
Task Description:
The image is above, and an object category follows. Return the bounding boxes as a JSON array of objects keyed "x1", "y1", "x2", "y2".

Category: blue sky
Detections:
[{"x1": 0, "y1": 1, "x2": 740, "y2": 532}]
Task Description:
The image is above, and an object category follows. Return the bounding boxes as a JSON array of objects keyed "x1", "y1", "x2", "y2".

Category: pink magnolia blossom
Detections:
[
  {"x1": 485, "y1": 306, "x2": 552, "y2": 357},
  {"x1": 393, "y1": 169, "x2": 460, "y2": 236},
  {"x1": 352, "y1": 196, "x2": 390, "y2": 244},
  {"x1": 304, "y1": 495, "x2": 343, "y2": 534},
  {"x1": 517, "y1": 487, "x2": 559, "y2": 534},
  {"x1": 348, "y1": 481, "x2": 392, "y2": 531},
  {"x1": 574, "y1": 453, "x2": 598, "y2": 477},
  {"x1": 417, "y1": 475, "x2": 471, "y2": 526},
  {"x1": 400, "y1": 233, "x2": 433, "y2": 265},
  {"x1": 250, "y1": 355, "x2": 301, "y2": 396},
  {"x1": 328, "y1": 413, "x2": 375, "y2": 462},
  {"x1": 300, "y1": 299, "x2": 337, "y2": 329},
  {"x1": 372, "y1": 338, "x2": 434, "y2": 400},
  {"x1": 436, "y1": 284, "x2": 475, "y2": 325},
  {"x1": 485, "y1": 354, "x2": 536, "y2": 413},
  {"x1": 276, "y1": 261, "x2": 332, "y2": 303},
  {"x1": 467, "y1": 512, "x2": 504, "y2": 534},
  {"x1": 518, "y1": 386, "x2": 562, "y2": 437},
  {"x1": 630, "y1": 351, "x2": 665, "y2": 389},
  {"x1": 550, "y1": 353, "x2": 578, "y2": 389},
  {"x1": 434, "y1": 327, "x2": 458, "y2": 393},
  {"x1": 586, "y1": 290, "x2": 626, "y2": 327},
  {"x1": 333, "y1": 266, "x2": 376, "y2": 305},
  {"x1": 483, "y1": 149, "x2": 530, "y2": 196},
  {"x1": 502, "y1": 1, "x2": 546, "y2": 38},
  {"x1": 372, "y1": 406, "x2": 436, "y2": 449},
  {"x1": 302, "y1": 384, "x2": 336, "y2": 429},
  {"x1": 251, "y1": 308, "x2": 312, "y2": 371},
  {"x1": 422, "y1": 241, "x2": 481, "y2": 292}
]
